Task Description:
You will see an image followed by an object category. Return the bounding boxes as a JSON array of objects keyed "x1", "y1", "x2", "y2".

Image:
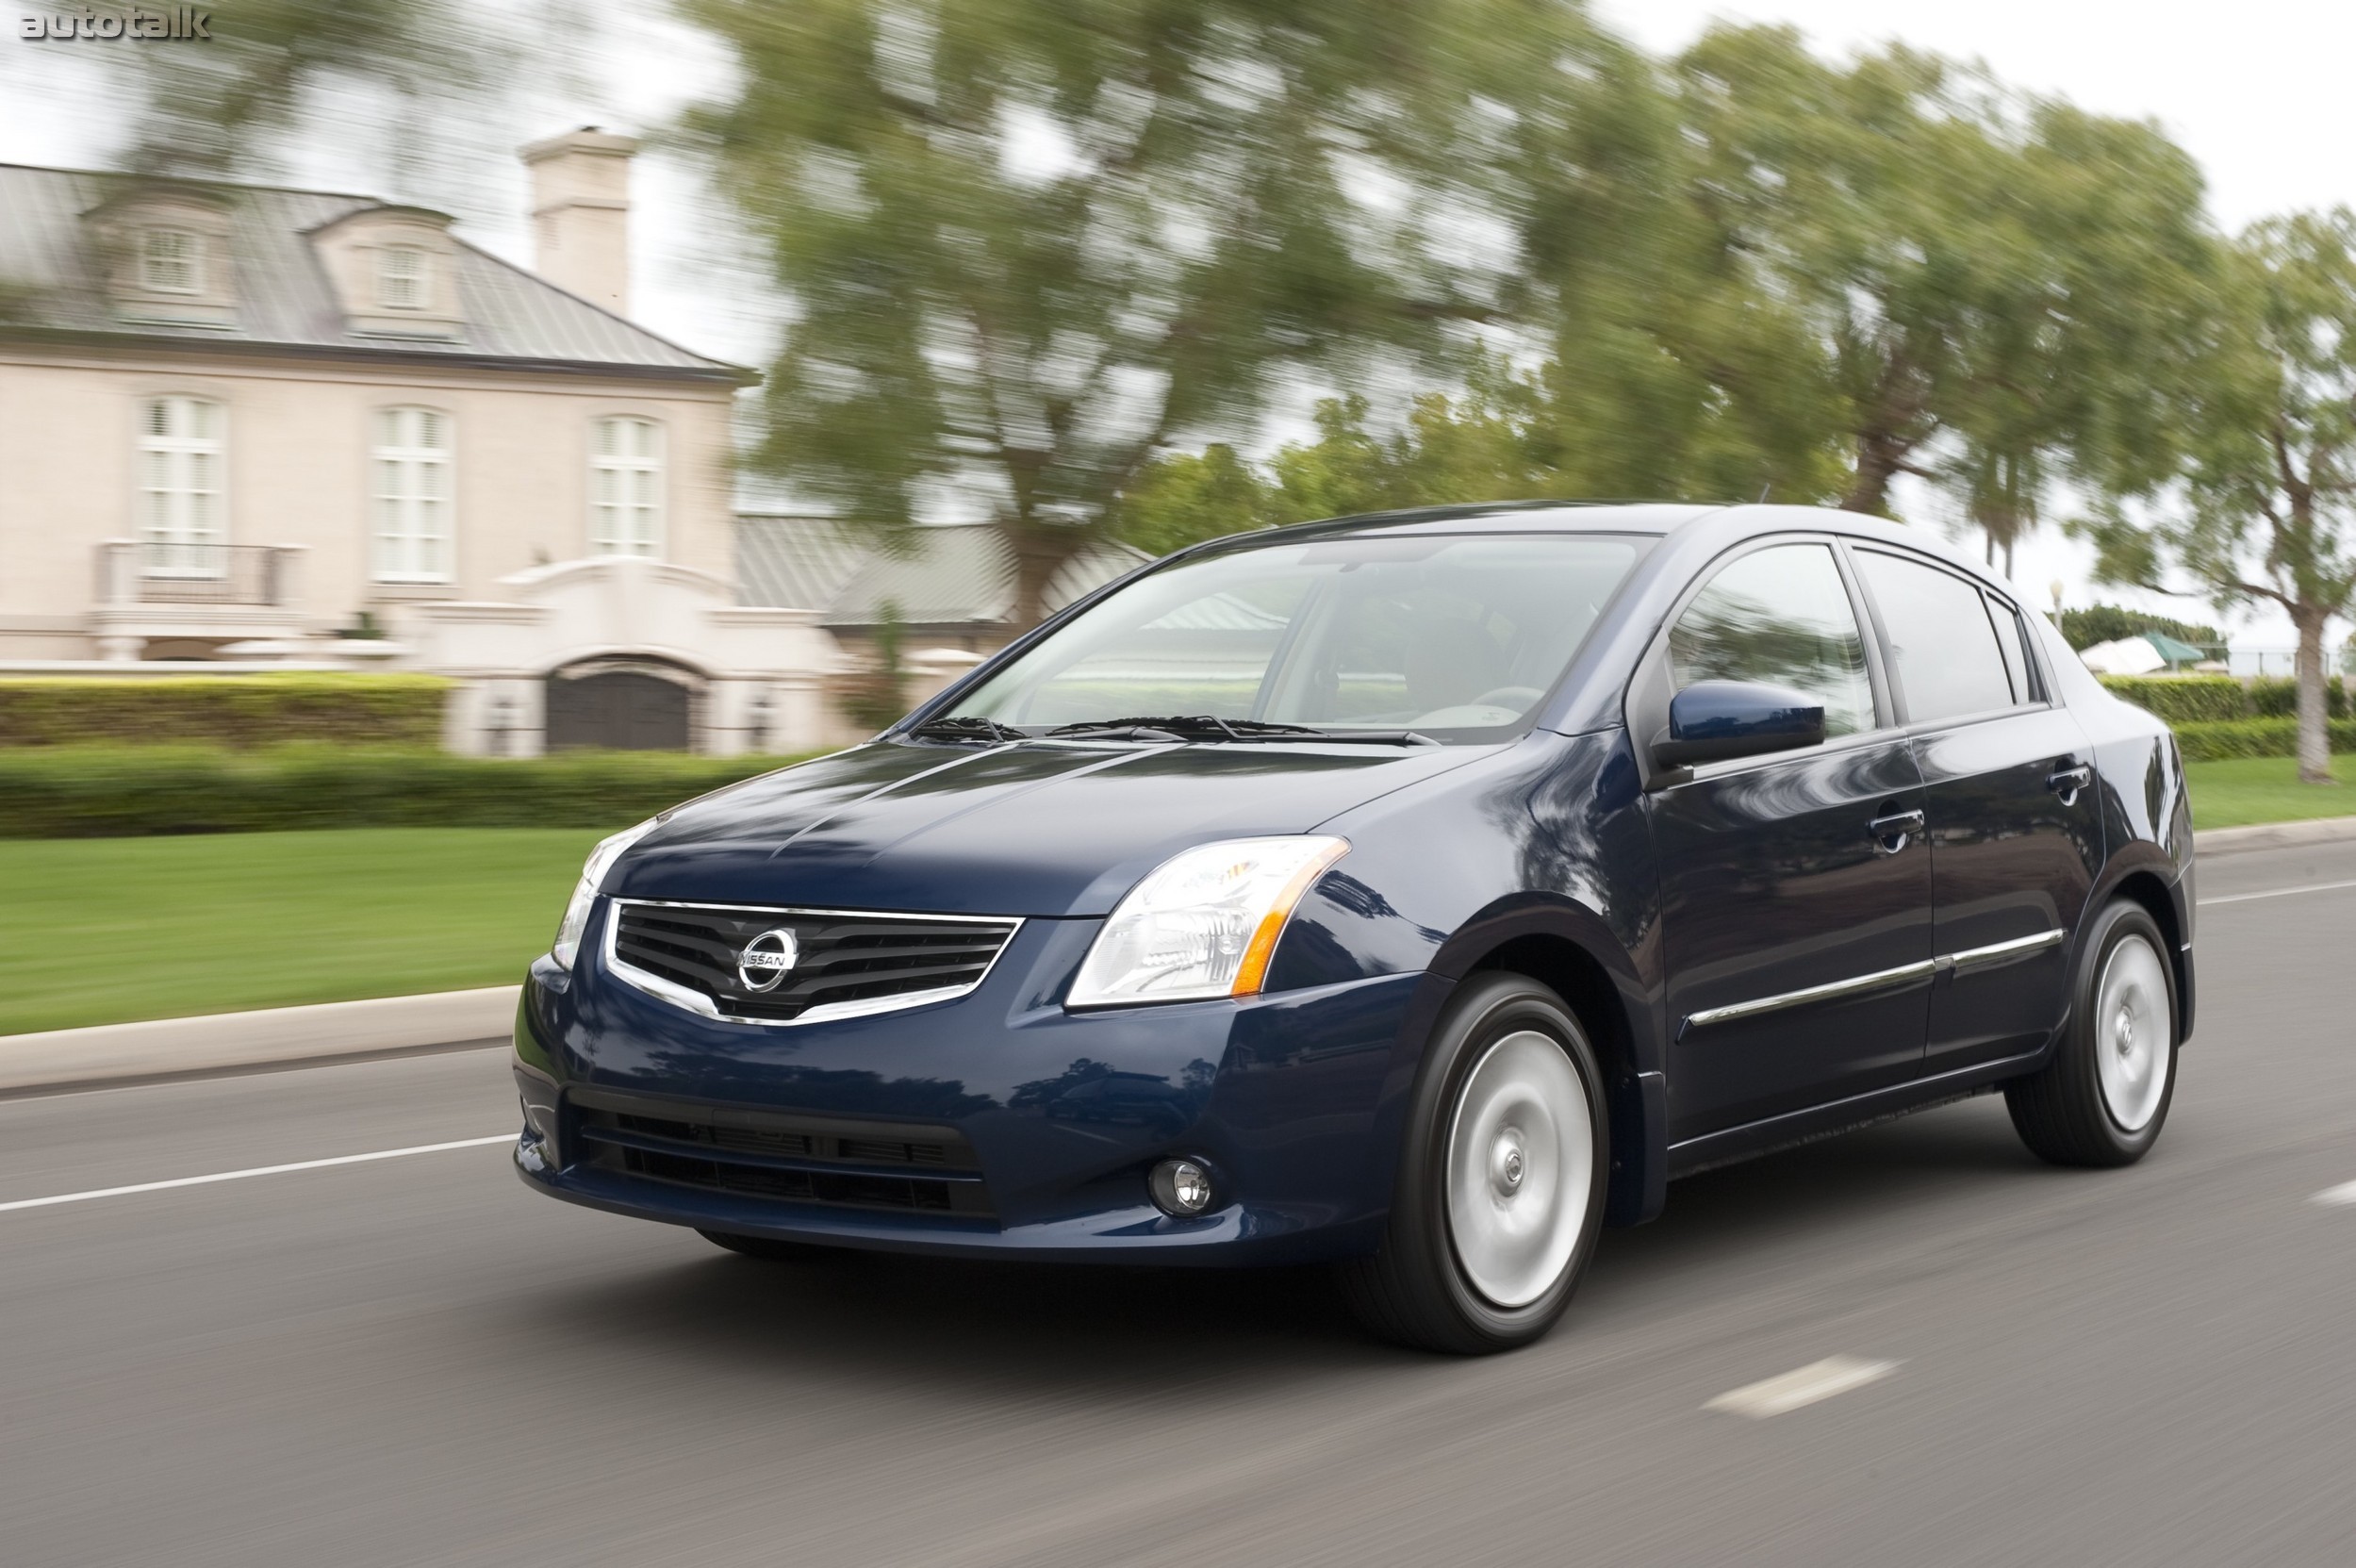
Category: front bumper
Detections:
[{"x1": 512, "y1": 903, "x2": 1427, "y2": 1265}]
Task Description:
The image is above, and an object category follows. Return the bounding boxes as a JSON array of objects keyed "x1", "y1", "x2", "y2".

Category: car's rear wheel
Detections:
[
  {"x1": 1338, "y1": 972, "x2": 1608, "y2": 1354},
  {"x1": 2005, "y1": 900, "x2": 2178, "y2": 1167}
]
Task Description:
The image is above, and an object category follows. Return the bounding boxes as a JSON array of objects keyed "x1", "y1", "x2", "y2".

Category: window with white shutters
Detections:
[
  {"x1": 138, "y1": 396, "x2": 225, "y2": 575},
  {"x1": 589, "y1": 416, "x2": 664, "y2": 557},
  {"x1": 140, "y1": 230, "x2": 203, "y2": 294},
  {"x1": 371, "y1": 406, "x2": 453, "y2": 583},
  {"x1": 377, "y1": 245, "x2": 426, "y2": 309}
]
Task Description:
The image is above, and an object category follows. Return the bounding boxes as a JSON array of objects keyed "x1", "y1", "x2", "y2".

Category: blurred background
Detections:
[
  {"x1": 10, "y1": 12, "x2": 2356, "y2": 1568},
  {"x1": 4, "y1": 0, "x2": 2355, "y2": 1030}
]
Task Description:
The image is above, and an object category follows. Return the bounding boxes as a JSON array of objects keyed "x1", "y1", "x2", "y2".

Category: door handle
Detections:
[
  {"x1": 1869, "y1": 807, "x2": 1924, "y2": 853},
  {"x1": 2047, "y1": 763, "x2": 2092, "y2": 805}
]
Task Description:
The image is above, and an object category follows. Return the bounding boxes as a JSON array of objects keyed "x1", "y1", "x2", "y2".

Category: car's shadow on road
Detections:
[{"x1": 524, "y1": 1094, "x2": 2048, "y2": 1395}]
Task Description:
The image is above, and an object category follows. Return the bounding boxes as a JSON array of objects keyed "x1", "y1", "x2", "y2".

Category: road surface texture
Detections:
[{"x1": 5, "y1": 841, "x2": 2353, "y2": 1567}]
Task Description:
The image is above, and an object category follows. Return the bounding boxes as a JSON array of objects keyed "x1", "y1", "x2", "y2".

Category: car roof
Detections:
[{"x1": 1203, "y1": 500, "x2": 1728, "y2": 549}]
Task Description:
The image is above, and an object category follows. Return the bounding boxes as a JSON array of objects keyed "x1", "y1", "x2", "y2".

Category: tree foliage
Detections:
[
  {"x1": 679, "y1": 0, "x2": 1621, "y2": 624},
  {"x1": 108, "y1": 0, "x2": 519, "y2": 184},
  {"x1": 2084, "y1": 212, "x2": 2356, "y2": 781}
]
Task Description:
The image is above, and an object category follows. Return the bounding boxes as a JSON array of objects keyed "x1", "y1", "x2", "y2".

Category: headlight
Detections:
[
  {"x1": 1068, "y1": 836, "x2": 1349, "y2": 1008},
  {"x1": 550, "y1": 817, "x2": 662, "y2": 969}
]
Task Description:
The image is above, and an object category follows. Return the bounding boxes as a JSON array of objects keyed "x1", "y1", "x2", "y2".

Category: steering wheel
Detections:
[{"x1": 1469, "y1": 685, "x2": 1543, "y2": 710}]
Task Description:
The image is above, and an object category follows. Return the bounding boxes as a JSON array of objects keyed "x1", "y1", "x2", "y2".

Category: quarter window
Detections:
[
  {"x1": 371, "y1": 407, "x2": 453, "y2": 582},
  {"x1": 377, "y1": 245, "x2": 426, "y2": 309},
  {"x1": 140, "y1": 229, "x2": 203, "y2": 294},
  {"x1": 1668, "y1": 542, "x2": 1876, "y2": 737},
  {"x1": 1855, "y1": 551, "x2": 2018, "y2": 723},
  {"x1": 589, "y1": 416, "x2": 664, "y2": 557},
  {"x1": 138, "y1": 395, "x2": 225, "y2": 576}
]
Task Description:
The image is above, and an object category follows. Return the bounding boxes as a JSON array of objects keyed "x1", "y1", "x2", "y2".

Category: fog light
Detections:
[{"x1": 1149, "y1": 1158, "x2": 1216, "y2": 1218}]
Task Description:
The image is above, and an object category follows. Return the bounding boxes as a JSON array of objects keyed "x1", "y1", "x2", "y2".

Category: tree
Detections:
[
  {"x1": 678, "y1": 0, "x2": 1623, "y2": 628},
  {"x1": 1656, "y1": 27, "x2": 2214, "y2": 555},
  {"x1": 106, "y1": 0, "x2": 518, "y2": 187},
  {"x1": 2084, "y1": 213, "x2": 2356, "y2": 784}
]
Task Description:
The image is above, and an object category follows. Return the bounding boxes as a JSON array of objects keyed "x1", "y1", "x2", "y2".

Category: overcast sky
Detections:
[{"x1": 7, "y1": 2, "x2": 2349, "y2": 648}]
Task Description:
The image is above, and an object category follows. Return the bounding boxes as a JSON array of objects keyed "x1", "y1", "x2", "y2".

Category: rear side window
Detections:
[
  {"x1": 1855, "y1": 551, "x2": 2017, "y2": 723},
  {"x1": 1669, "y1": 542, "x2": 1875, "y2": 737},
  {"x1": 1985, "y1": 592, "x2": 2038, "y2": 704}
]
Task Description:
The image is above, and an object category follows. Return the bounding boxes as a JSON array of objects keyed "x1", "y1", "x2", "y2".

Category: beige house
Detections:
[{"x1": 0, "y1": 130, "x2": 858, "y2": 753}]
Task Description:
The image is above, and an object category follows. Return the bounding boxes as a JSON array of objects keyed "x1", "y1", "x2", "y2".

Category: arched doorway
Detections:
[{"x1": 545, "y1": 665, "x2": 693, "y2": 751}]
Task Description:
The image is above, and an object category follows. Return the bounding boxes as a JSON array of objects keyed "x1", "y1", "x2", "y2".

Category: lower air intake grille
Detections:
[
  {"x1": 570, "y1": 1091, "x2": 993, "y2": 1219},
  {"x1": 608, "y1": 900, "x2": 1020, "y2": 1024}
]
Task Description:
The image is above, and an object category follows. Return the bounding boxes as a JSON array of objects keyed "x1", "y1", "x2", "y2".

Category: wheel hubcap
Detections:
[
  {"x1": 1445, "y1": 1031, "x2": 1592, "y2": 1309},
  {"x1": 2094, "y1": 933, "x2": 2170, "y2": 1132}
]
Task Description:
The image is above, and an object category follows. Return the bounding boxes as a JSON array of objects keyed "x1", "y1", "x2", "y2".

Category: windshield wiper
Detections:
[
  {"x1": 905, "y1": 716, "x2": 1030, "y2": 744},
  {"x1": 1045, "y1": 716, "x2": 1439, "y2": 746}
]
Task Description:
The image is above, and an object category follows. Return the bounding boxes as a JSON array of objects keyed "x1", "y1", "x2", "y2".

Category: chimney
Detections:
[{"x1": 519, "y1": 126, "x2": 637, "y2": 316}]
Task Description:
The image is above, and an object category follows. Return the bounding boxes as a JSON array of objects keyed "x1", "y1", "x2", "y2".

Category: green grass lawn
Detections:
[
  {"x1": 2183, "y1": 754, "x2": 2356, "y2": 830},
  {"x1": 0, "y1": 827, "x2": 615, "y2": 1035},
  {"x1": 3, "y1": 760, "x2": 2351, "y2": 1035}
]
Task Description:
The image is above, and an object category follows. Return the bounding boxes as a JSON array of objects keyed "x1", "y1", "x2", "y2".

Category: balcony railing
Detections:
[{"x1": 96, "y1": 541, "x2": 301, "y2": 606}]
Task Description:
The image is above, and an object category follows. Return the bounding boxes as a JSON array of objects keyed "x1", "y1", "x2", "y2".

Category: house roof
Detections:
[
  {"x1": 735, "y1": 516, "x2": 1149, "y2": 628},
  {"x1": 0, "y1": 163, "x2": 747, "y2": 381}
]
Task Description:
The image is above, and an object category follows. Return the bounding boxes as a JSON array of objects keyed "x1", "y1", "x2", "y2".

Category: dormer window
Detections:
[
  {"x1": 140, "y1": 229, "x2": 203, "y2": 294},
  {"x1": 377, "y1": 245, "x2": 426, "y2": 310}
]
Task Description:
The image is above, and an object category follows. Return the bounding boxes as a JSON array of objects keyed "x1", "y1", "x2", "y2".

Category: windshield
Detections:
[{"x1": 937, "y1": 533, "x2": 1646, "y2": 743}]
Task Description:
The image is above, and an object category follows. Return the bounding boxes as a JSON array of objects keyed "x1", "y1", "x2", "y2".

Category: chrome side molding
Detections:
[
  {"x1": 1685, "y1": 958, "x2": 1938, "y2": 1032},
  {"x1": 1683, "y1": 928, "x2": 2067, "y2": 1036}
]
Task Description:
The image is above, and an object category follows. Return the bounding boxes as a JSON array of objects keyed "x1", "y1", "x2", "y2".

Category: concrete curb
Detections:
[
  {"x1": 2192, "y1": 815, "x2": 2356, "y2": 857},
  {"x1": 5, "y1": 812, "x2": 2353, "y2": 1095},
  {"x1": 0, "y1": 985, "x2": 518, "y2": 1096}
]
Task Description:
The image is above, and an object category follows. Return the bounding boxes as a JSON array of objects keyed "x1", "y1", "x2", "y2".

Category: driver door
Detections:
[{"x1": 1640, "y1": 540, "x2": 1936, "y2": 1143}]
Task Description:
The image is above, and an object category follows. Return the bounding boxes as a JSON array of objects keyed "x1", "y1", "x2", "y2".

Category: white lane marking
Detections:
[
  {"x1": 1705, "y1": 1356, "x2": 1899, "y2": 1419},
  {"x1": 0, "y1": 1134, "x2": 514, "y2": 1213},
  {"x1": 2200, "y1": 878, "x2": 2356, "y2": 907},
  {"x1": 2313, "y1": 1180, "x2": 2356, "y2": 1208}
]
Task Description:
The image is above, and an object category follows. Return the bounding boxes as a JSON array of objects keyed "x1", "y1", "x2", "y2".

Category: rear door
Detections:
[
  {"x1": 1848, "y1": 547, "x2": 2102, "y2": 1072},
  {"x1": 1642, "y1": 539, "x2": 1936, "y2": 1141}
]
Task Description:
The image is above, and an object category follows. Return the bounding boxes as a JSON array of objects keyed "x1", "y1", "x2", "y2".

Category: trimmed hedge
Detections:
[
  {"x1": 2169, "y1": 718, "x2": 2356, "y2": 763},
  {"x1": 0, "y1": 675, "x2": 452, "y2": 748},
  {"x1": 2247, "y1": 676, "x2": 2348, "y2": 719},
  {"x1": 0, "y1": 745, "x2": 828, "y2": 838},
  {"x1": 2096, "y1": 675, "x2": 2249, "y2": 724}
]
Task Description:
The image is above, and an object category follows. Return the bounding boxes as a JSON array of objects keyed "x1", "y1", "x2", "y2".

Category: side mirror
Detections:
[{"x1": 1653, "y1": 680, "x2": 1826, "y2": 769}]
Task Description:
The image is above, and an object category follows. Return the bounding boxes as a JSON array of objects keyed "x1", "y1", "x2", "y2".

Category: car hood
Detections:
[{"x1": 608, "y1": 738, "x2": 1494, "y2": 917}]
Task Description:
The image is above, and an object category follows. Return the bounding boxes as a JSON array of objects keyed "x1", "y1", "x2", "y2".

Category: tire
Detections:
[
  {"x1": 2005, "y1": 900, "x2": 2179, "y2": 1167},
  {"x1": 1339, "y1": 972, "x2": 1610, "y2": 1355},
  {"x1": 698, "y1": 1229, "x2": 835, "y2": 1262}
]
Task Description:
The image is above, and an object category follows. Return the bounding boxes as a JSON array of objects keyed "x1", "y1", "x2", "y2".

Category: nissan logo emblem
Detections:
[{"x1": 735, "y1": 928, "x2": 799, "y2": 993}]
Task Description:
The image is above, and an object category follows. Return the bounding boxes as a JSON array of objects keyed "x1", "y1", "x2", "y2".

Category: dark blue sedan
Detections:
[{"x1": 512, "y1": 502, "x2": 2192, "y2": 1353}]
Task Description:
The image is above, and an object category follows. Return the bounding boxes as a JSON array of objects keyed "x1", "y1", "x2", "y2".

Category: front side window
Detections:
[
  {"x1": 1855, "y1": 551, "x2": 2018, "y2": 724},
  {"x1": 377, "y1": 245, "x2": 426, "y2": 309},
  {"x1": 371, "y1": 406, "x2": 452, "y2": 582},
  {"x1": 1668, "y1": 542, "x2": 1875, "y2": 737},
  {"x1": 138, "y1": 395, "x2": 224, "y2": 576},
  {"x1": 945, "y1": 532, "x2": 1645, "y2": 742},
  {"x1": 589, "y1": 416, "x2": 663, "y2": 557},
  {"x1": 140, "y1": 229, "x2": 203, "y2": 294}
]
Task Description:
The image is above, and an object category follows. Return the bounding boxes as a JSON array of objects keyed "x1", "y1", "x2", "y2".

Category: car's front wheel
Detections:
[
  {"x1": 2005, "y1": 900, "x2": 2179, "y2": 1167},
  {"x1": 1339, "y1": 972, "x2": 1609, "y2": 1354}
]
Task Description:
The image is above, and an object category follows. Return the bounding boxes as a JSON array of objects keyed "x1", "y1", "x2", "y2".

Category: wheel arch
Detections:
[
  {"x1": 2102, "y1": 866, "x2": 2193, "y2": 1046},
  {"x1": 1418, "y1": 899, "x2": 1667, "y2": 1227}
]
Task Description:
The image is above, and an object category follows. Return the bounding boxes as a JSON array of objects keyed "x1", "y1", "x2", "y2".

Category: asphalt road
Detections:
[{"x1": 6, "y1": 842, "x2": 2355, "y2": 1567}]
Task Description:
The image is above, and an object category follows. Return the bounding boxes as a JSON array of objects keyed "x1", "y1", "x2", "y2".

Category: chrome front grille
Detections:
[{"x1": 605, "y1": 900, "x2": 1020, "y2": 1025}]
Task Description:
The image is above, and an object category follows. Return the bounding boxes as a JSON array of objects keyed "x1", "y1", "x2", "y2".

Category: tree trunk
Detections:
[
  {"x1": 1006, "y1": 521, "x2": 1095, "y2": 633},
  {"x1": 2294, "y1": 610, "x2": 2334, "y2": 784}
]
